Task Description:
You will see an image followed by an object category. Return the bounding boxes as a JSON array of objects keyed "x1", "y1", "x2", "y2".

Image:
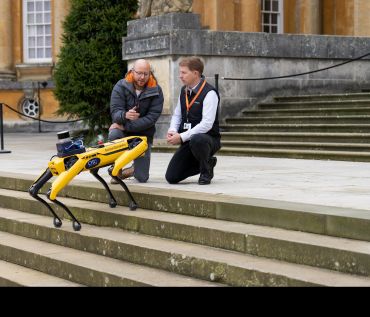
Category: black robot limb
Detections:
[
  {"x1": 90, "y1": 168, "x2": 117, "y2": 208},
  {"x1": 46, "y1": 192, "x2": 81, "y2": 232},
  {"x1": 108, "y1": 165, "x2": 138, "y2": 211},
  {"x1": 29, "y1": 169, "x2": 63, "y2": 228}
]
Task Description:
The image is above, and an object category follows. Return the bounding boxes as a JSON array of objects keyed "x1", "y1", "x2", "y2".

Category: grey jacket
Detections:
[{"x1": 110, "y1": 78, "x2": 164, "y2": 143}]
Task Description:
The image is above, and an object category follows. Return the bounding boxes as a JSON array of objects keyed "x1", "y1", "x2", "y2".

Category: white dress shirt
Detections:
[{"x1": 168, "y1": 84, "x2": 219, "y2": 143}]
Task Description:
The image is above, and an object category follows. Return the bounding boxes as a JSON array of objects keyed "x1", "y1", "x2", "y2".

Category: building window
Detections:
[
  {"x1": 23, "y1": 0, "x2": 52, "y2": 63},
  {"x1": 261, "y1": 0, "x2": 283, "y2": 34},
  {"x1": 20, "y1": 98, "x2": 40, "y2": 118}
]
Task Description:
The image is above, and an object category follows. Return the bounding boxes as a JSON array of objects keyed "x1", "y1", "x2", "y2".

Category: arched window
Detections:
[
  {"x1": 23, "y1": 0, "x2": 52, "y2": 63},
  {"x1": 261, "y1": 0, "x2": 284, "y2": 34}
]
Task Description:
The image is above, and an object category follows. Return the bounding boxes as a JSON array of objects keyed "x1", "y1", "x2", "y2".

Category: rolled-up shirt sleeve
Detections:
[{"x1": 180, "y1": 90, "x2": 219, "y2": 143}]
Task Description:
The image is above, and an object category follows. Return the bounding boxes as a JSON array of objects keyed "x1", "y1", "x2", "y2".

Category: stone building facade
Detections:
[
  {"x1": 1, "y1": 0, "x2": 370, "y2": 130},
  {"x1": 0, "y1": 0, "x2": 70, "y2": 130},
  {"x1": 139, "y1": 0, "x2": 370, "y2": 36}
]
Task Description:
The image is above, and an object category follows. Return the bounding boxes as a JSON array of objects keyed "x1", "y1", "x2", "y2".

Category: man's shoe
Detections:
[
  {"x1": 198, "y1": 157, "x2": 217, "y2": 185},
  {"x1": 110, "y1": 166, "x2": 134, "y2": 184},
  {"x1": 121, "y1": 165, "x2": 135, "y2": 179},
  {"x1": 198, "y1": 174, "x2": 212, "y2": 185}
]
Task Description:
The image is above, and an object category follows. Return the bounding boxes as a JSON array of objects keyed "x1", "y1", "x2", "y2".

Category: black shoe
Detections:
[
  {"x1": 198, "y1": 174, "x2": 212, "y2": 185},
  {"x1": 198, "y1": 157, "x2": 217, "y2": 185}
]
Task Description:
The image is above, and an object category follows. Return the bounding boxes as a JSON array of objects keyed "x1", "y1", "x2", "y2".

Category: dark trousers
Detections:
[{"x1": 165, "y1": 133, "x2": 221, "y2": 184}]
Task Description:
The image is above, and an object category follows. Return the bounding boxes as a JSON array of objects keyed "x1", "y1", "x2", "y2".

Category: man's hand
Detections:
[
  {"x1": 109, "y1": 123, "x2": 124, "y2": 131},
  {"x1": 167, "y1": 131, "x2": 175, "y2": 139},
  {"x1": 125, "y1": 108, "x2": 140, "y2": 121},
  {"x1": 167, "y1": 132, "x2": 182, "y2": 145}
]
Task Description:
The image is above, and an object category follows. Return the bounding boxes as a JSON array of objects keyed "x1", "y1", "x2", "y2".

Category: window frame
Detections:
[
  {"x1": 261, "y1": 0, "x2": 284, "y2": 34},
  {"x1": 22, "y1": 0, "x2": 52, "y2": 63}
]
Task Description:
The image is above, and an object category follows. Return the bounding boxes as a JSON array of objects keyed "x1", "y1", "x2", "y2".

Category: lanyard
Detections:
[{"x1": 185, "y1": 80, "x2": 207, "y2": 113}]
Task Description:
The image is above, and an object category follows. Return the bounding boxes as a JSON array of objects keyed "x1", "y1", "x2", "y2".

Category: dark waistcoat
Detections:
[{"x1": 178, "y1": 81, "x2": 220, "y2": 138}]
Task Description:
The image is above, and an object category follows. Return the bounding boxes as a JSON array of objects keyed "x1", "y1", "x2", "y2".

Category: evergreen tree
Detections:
[{"x1": 54, "y1": 0, "x2": 138, "y2": 139}]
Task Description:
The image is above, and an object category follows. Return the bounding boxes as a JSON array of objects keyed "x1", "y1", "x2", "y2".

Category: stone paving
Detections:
[{"x1": 1, "y1": 132, "x2": 370, "y2": 211}]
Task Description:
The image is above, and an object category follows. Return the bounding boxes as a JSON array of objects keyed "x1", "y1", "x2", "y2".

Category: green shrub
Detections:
[{"x1": 54, "y1": 0, "x2": 138, "y2": 141}]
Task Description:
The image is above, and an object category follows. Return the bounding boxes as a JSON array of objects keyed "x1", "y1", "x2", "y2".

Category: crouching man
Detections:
[
  {"x1": 165, "y1": 57, "x2": 221, "y2": 185},
  {"x1": 109, "y1": 59, "x2": 164, "y2": 183}
]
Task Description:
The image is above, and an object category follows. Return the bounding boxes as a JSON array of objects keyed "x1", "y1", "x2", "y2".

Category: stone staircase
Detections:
[
  {"x1": 1, "y1": 173, "x2": 370, "y2": 286},
  {"x1": 153, "y1": 93, "x2": 370, "y2": 161}
]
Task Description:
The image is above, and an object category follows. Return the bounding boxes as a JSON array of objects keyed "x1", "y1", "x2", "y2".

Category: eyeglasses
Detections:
[{"x1": 132, "y1": 69, "x2": 150, "y2": 77}]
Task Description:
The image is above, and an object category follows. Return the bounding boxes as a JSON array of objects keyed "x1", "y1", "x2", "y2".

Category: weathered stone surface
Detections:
[
  {"x1": 123, "y1": 13, "x2": 370, "y2": 133},
  {"x1": 127, "y1": 12, "x2": 201, "y2": 37},
  {"x1": 124, "y1": 13, "x2": 370, "y2": 59},
  {"x1": 3, "y1": 174, "x2": 370, "y2": 285},
  {"x1": 0, "y1": 80, "x2": 54, "y2": 90},
  {"x1": 3, "y1": 175, "x2": 370, "y2": 243}
]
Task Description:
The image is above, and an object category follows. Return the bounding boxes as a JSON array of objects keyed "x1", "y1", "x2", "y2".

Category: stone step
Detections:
[
  {"x1": 274, "y1": 93, "x2": 370, "y2": 102},
  {"x1": 0, "y1": 259, "x2": 81, "y2": 287},
  {"x1": 220, "y1": 132, "x2": 370, "y2": 143},
  {"x1": 1, "y1": 209, "x2": 370, "y2": 286},
  {"x1": 218, "y1": 147, "x2": 370, "y2": 161},
  {"x1": 243, "y1": 107, "x2": 370, "y2": 117},
  {"x1": 259, "y1": 100, "x2": 370, "y2": 110},
  {"x1": 152, "y1": 144, "x2": 370, "y2": 161},
  {"x1": 3, "y1": 195, "x2": 370, "y2": 278},
  {"x1": 226, "y1": 115, "x2": 370, "y2": 125},
  {"x1": 1, "y1": 175, "x2": 370, "y2": 243},
  {"x1": 220, "y1": 93, "x2": 370, "y2": 161},
  {"x1": 0, "y1": 230, "x2": 217, "y2": 287},
  {"x1": 220, "y1": 123, "x2": 370, "y2": 133},
  {"x1": 220, "y1": 141, "x2": 370, "y2": 152}
]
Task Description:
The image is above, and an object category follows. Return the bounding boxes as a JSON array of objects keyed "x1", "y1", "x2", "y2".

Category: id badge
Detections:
[{"x1": 183, "y1": 123, "x2": 192, "y2": 130}]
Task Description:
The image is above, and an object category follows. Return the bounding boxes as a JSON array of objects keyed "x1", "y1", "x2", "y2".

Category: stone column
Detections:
[
  {"x1": 354, "y1": 0, "x2": 370, "y2": 36},
  {"x1": 196, "y1": 0, "x2": 236, "y2": 31},
  {"x1": 53, "y1": 0, "x2": 71, "y2": 62},
  {"x1": 335, "y1": 0, "x2": 354, "y2": 35},
  {"x1": 0, "y1": 0, "x2": 14, "y2": 79},
  {"x1": 216, "y1": 0, "x2": 236, "y2": 31},
  {"x1": 239, "y1": 0, "x2": 261, "y2": 32},
  {"x1": 12, "y1": 0, "x2": 22, "y2": 66},
  {"x1": 285, "y1": 0, "x2": 322, "y2": 34},
  {"x1": 323, "y1": 0, "x2": 354, "y2": 35},
  {"x1": 299, "y1": 0, "x2": 322, "y2": 34},
  {"x1": 198, "y1": 0, "x2": 217, "y2": 30}
]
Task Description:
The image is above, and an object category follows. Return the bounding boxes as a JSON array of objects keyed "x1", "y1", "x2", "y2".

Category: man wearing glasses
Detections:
[
  {"x1": 109, "y1": 59, "x2": 164, "y2": 183},
  {"x1": 165, "y1": 57, "x2": 221, "y2": 185}
]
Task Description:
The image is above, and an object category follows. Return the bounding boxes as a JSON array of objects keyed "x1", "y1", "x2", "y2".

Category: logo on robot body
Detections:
[
  {"x1": 85, "y1": 158, "x2": 101, "y2": 169},
  {"x1": 82, "y1": 153, "x2": 97, "y2": 160}
]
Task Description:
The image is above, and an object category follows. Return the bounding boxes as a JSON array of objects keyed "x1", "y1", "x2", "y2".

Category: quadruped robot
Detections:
[{"x1": 29, "y1": 131, "x2": 148, "y2": 232}]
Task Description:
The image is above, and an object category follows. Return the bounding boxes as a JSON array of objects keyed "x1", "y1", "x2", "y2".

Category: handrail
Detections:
[{"x1": 216, "y1": 51, "x2": 370, "y2": 84}]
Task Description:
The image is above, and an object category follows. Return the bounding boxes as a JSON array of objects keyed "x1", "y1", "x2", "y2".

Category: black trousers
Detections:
[{"x1": 165, "y1": 133, "x2": 221, "y2": 184}]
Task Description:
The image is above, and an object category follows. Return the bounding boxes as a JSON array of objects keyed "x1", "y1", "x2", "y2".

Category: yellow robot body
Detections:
[
  {"x1": 29, "y1": 132, "x2": 147, "y2": 231},
  {"x1": 47, "y1": 136, "x2": 147, "y2": 200}
]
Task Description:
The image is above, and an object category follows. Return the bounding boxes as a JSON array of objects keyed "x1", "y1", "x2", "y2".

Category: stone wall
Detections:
[{"x1": 123, "y1": 13, "x2": 370, "y2": 139}]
